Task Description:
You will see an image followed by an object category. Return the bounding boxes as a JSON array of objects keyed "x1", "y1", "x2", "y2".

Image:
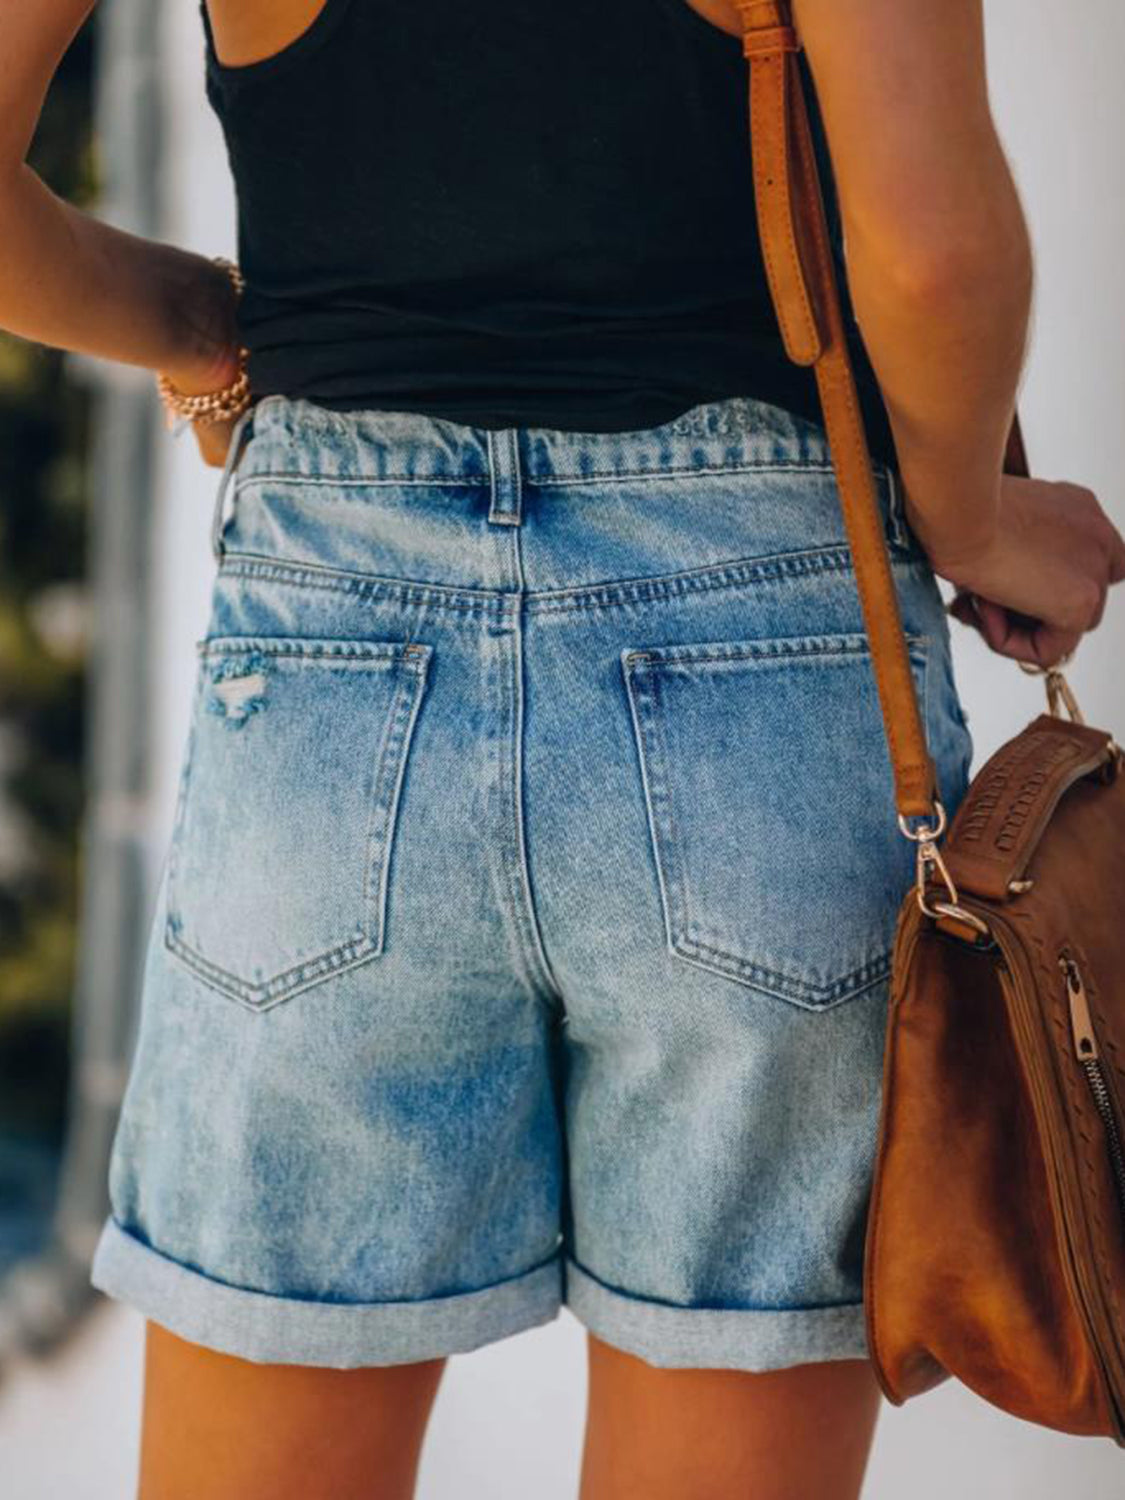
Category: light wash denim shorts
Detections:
[{"x1": 89, "y1": 390, "x2": 973, "y2": 1371}]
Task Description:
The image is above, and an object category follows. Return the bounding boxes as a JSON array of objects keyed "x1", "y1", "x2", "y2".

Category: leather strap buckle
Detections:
[{"x1": 742, "y1": 24, "x2": 801, "y2": 59}]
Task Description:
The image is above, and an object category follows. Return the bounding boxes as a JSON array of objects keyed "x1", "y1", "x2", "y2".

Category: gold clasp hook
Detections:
[
  {"x1": 1017, "y1": 652, "x2": 1085, "y2": 724},
  {"x1": 897, "y1": 800, "x2": 992, "y2": 940},
  {"x1": 1018, "y1": 653, "x2": 1123, "y2": 770}
]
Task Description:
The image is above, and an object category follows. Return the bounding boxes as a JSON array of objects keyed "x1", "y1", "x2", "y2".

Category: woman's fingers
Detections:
[
  {"x1": 192, "y1": 414, "x2": 238, "y2": 468},
  {"x1": 948, "y1": 591, "x2": 1083, "y2": 667},
  {"x1": 934, "y1": 477, "x2": 1124, "y2": 667},
  {"x1": 1105, "y1": 516, "x2": 1125, "y2": 584},
  {"x1": 946, "y1": 590, "x2": 980, "y2": 633}
]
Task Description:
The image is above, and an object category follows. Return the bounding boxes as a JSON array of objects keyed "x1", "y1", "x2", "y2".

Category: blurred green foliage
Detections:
[{"x1": 0, "y1": 18, "x2": 96, "y2": 1144}]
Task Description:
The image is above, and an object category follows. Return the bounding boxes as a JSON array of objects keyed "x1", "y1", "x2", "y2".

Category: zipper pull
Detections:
[{"x1": 1060, "y1": 955, "x2": 1100, "y2": 1063}]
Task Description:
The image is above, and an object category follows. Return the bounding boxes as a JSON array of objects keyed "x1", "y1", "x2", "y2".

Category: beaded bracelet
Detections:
[{"x1": 155, "y1": 255, "x2": 252, "y2": 432}]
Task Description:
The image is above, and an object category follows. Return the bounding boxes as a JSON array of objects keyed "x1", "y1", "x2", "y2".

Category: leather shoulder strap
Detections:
[{"x1": 734, "y1": 0, "x2": 1027, "y2": 821}]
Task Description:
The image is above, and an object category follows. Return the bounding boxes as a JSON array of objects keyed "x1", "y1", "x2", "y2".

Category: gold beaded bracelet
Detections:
[{"x1": 155, "y1": 255, "x2": 252, "y2": 432}]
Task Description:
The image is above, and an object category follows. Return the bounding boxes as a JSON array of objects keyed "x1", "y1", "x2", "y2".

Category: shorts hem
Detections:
[
  {"x1": 89, "y1": 1217, "x2": 564, "y2": 1367},
  {"x1": 563, "y1": 1256, "x2": 870, "y2": 1371}
]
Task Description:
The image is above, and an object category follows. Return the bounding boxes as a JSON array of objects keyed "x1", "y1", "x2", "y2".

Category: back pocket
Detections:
[
  {"x1": 621, "y1": 631, "x2": 928, "y2": 1010},
  {"x1": 165, "y1": 636, "x2": 432, "y2": 1010}
]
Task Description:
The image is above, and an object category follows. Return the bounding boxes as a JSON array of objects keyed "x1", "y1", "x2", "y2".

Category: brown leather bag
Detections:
[{"x1": 734, "y1": 0, "x2": 1125, "y2": 1442}]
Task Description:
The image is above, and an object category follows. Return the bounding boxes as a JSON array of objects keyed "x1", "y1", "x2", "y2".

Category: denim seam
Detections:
[
  {"x1": 163, "y1": 645, "x2": 431, "y2": 1011},
  {"x1": 621, "y1": 657, "x2": 687, "y2": 970},
  {"x1": 163, "y1": 673, "x2": 205, "y2": 966},
  {"x1": 216, "y1": 546, "x2": 925, "y2": 617},
  {"x1": 237, "y1": 471, "x2": 491, "y2": 490},
  {"x1": 495, "y1": 604, "x2": 566, "y2": 1013},
  {"x1": 668, "y1": 938, "x2": 894, "y2": 1009},
  {"x1": 648, "y1": 663, "x2": 693, "y2": 966},
  {"x1": 363, "y1": 653, "x2": 433, "y2": 960},
  {"x1": 629, "y1": 659, "x2": 695, "y2": 968},
  {"x1": 164, "y1": 928, "x2": 382, "y2": 1011},
  {"x1": 623, "y1": 632, "x2": 921, "y2": 667},
  {"x1": 232, "y1": 459, "x2": 842, "y2": 491},
  {"x1": 217, "y1": 545, "x2": 868, "y2": 615},
  {"x1": 619, "y1": 637, "x2": 930, "y2": 1009},
  {"x1": 528, "y1": 550, "x2": 921, "y2": 613},
  {"x1": 197, "y1": 636, "x2": 419, "y2": 662},
  {"x1": 97, "y1": 1216, "x2": 565, "y2": 1309},
  {"x1": 883, "y1": 467, "x2": 911, "y2": 551},
  {"x1": 527, "y1": 461, "x2": 839, "y2": 486},
  {"x1": 566, "y1": 1255, "x2": 865, "y2": 1316},
  {"x1": 219, "y1": 554, "x2": 514, "y2": 615},
  {"x1": 921, "y1": 622, "x2": 933, "y2": 784}
]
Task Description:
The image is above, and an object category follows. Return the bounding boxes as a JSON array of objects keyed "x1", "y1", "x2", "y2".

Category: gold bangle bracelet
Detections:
[{"x1": 156, "y1": 256, "x2": 253, "y2": 431}]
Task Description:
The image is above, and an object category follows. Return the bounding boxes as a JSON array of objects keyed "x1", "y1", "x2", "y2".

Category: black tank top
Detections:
[{"x1": 199, "y1": 0, "x2": 897, "y2": 466}]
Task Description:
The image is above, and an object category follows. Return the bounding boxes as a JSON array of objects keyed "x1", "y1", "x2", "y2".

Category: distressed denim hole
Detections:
[{"x1": 165, "y1": 635, "x2": 433, "y2": 1010}]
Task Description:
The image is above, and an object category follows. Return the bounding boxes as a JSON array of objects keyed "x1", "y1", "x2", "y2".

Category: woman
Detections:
[{"x1": 4, "y1": 1, "x2": 1124, "y2": 1496}]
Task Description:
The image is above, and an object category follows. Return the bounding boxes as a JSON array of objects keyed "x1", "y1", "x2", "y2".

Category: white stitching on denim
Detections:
[
  {"x1": 163, "y1": 641, "x2": 432, "y2": 1010},
  {"x1": 621, "y1": 635, "x2": 930, "y2": 1009}
]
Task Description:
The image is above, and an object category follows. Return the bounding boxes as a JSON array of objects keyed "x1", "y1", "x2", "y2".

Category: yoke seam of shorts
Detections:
[
  {"x1": 219, "y1": 553, "x2": 512, "y2": 612},
  {"x1": 218, "y1": 548, "x2": 859, "y2": 612},
  {"x1": 216, "y1": 543, "x2": 923, "y2": 619}
]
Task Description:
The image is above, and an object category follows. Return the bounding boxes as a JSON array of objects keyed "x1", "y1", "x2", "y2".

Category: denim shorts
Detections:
[{"x1": 89, "y1": 390, "x2": 973, "y2": 1371}]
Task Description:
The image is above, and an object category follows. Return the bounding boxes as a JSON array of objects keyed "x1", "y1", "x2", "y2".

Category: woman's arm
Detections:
[
  {"x1": 778, "y1": 0, "x2": 1123, "y2": 664},
  {"x1": 698, "y1": 0, "x2": 1123, "y2": 662},
  {"x1": 0, "y1": 0, "x2": 238, "y2": 395},
  {"x1": 793, "y1": 0, "x2": 1033, "y2": 560}
]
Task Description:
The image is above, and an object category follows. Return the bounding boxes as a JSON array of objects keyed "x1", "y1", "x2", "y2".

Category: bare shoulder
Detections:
[{"x1": 202, "y1": 0, "x2": 336, "y2": 69}]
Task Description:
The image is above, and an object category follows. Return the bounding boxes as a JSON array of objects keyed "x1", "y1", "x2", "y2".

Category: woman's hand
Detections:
[
  {"x1": 160, "y1": 332, "x2": 247, "y2": 470},
  {"x1": 190, "y1": 411, "x2": 245, "y2": 469},
  {"x1": 905, "y1": 475, "x2": 1125, "y2": 667}
]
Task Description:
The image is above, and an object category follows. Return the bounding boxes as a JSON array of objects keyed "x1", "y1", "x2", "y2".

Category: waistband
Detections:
[
  {"x1": 210, "y1": 391, "x2": 909, "y2": 560},
  {"x1": 238, "y1": 392, "x2": 896, "y2": 486}
]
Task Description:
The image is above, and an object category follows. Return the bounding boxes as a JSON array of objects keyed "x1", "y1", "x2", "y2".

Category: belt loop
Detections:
[
  {"x1": 210, "y1": 403, "x2": 256, "y2": 562},
  {"x1": 486, "y1": 428, "x2": 523, "y2": 526},
  {"x1": 884, "y1": 465, "x2": 909, "y2": 552}
]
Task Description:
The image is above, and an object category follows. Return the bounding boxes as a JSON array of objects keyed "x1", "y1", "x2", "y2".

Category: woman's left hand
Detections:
[
  {"x1": 160, "y1": 263, "x2": 248, "y2": 468},
  {"x1": 191, "y1": 409, "x2": 244, "y2": 469},
  {"x1": 159, "y1": 344, "x2": 247, "y2": 468}
]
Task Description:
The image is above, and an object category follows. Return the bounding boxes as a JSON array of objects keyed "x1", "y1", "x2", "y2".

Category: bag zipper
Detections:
[
  {"x1": 989, "y1": 926, "x2": 1125, "y2": 1427},
  {"x1": 1060, "y1": 953, "x2": 1125, "y2": 1227}
]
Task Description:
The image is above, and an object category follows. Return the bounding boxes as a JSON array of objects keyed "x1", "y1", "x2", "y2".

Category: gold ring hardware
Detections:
[
  {"x1": 1017, "y1": 658, "x2": 1085, "y2": 724},
  {"x1": 929, "y1": 901, "x2": 994, "y2": 941},
  {"x1": 897, "y1": 799, "x2": 993, "y2": 940},
  {"x1": 896, "y1": 800, "x2": 948, "y2": 845}
]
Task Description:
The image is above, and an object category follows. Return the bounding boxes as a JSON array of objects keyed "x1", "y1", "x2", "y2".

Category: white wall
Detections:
[
  {"x1": 951, "y1": 0, "x2": 1125, "y2": 762},
  {"x1": 8, "y1": 1, "x2": 1120, "y2": 1495}
]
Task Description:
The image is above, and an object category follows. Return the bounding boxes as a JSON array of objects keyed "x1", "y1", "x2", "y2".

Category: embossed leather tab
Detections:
[{"x1": 942, "y1": 715, "x2": 1117, "y2": 900}]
